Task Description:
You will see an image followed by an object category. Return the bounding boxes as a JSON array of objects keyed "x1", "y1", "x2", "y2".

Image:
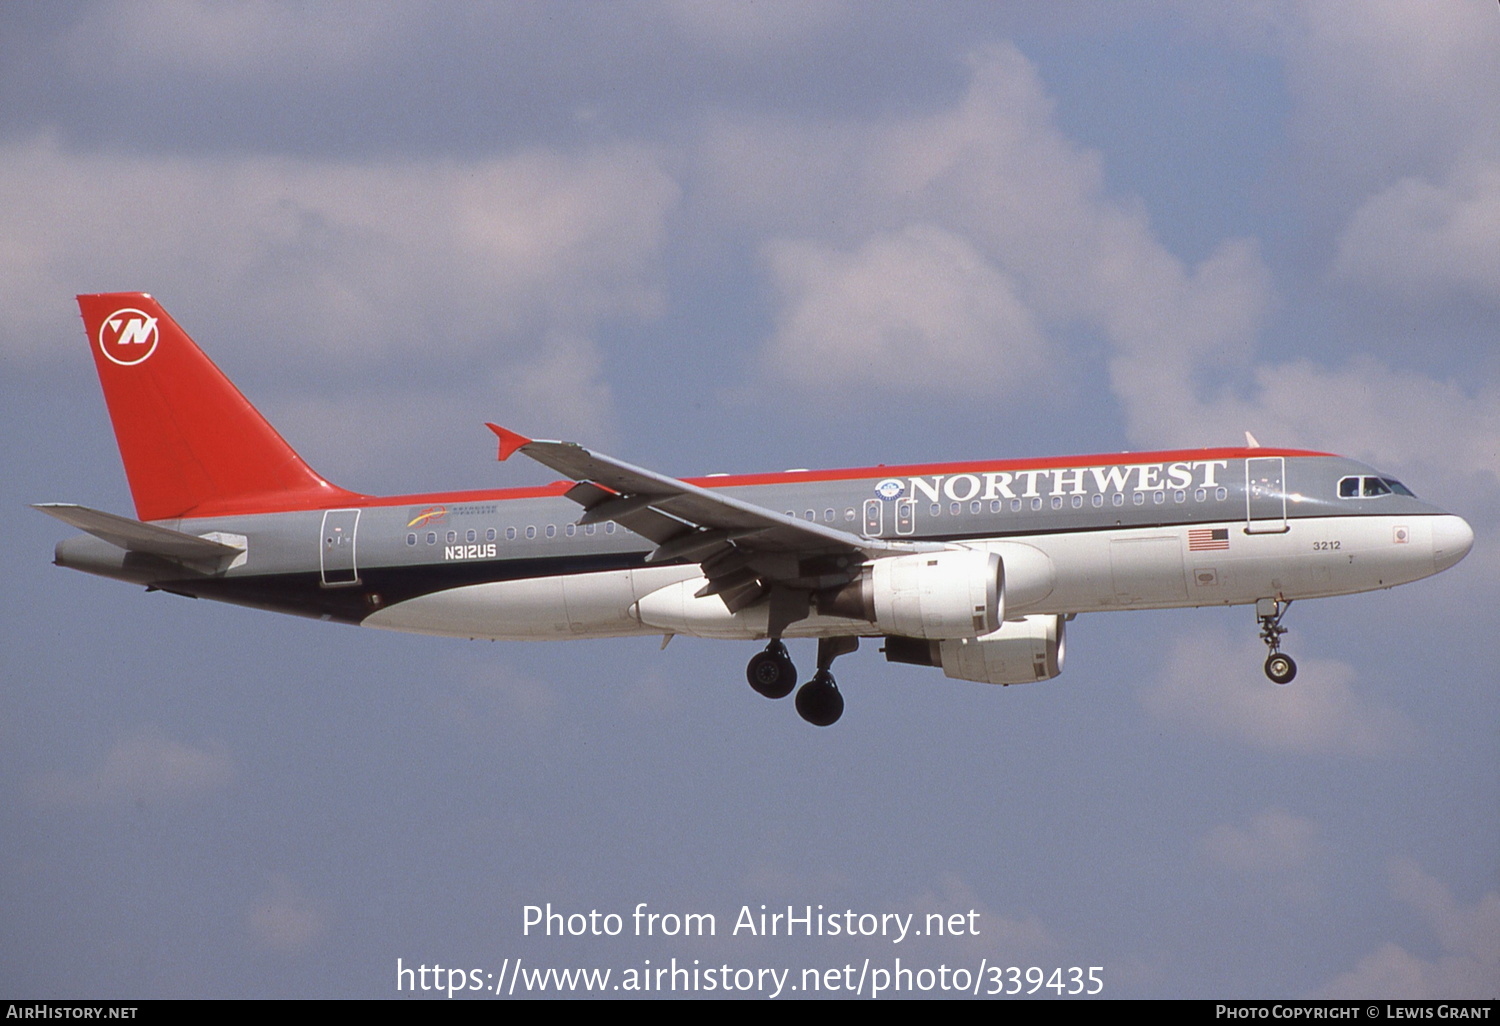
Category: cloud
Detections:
[
  {"x1": 1134, "y1": 357, "x2": 1500, "y2": 497},
  {"x1": 271, "y1": 334, "x2": 619, "y2": 484},
  {"x1": 699, "y1": 37, "x2": 1499, "y2": 507},
  {"x1": 1334, "y1": 159, "x2": 1500, "y2": 308},
  {"x1": 1318, "y1": 860, "x2": 1500, "y2": 999},
  {"x1": 0, "y1": 133, "x2": 677, "y2": 364},
  {"x1": 247, "y1": 874, "x2": 328, "y2": 954},
  {"x1": 1198, "y1": 808, "x2": 1321, "y2": 876},
  {"x1": 65, "y1": 0, "x2": 413, "y2": 82},
  {"x1": 661, "y1": 0, "x2": 850, "y2": 55},
  {"x1": 27, "y1": 729, "x2": 233, "y2": 809},
  {"x1": 1197, "y1": 808, "x2": 1324, "y2": 904},
  {"x1": 1141, "y1": 1, "x2": 1500, "y2": 495},
  {"x1": 763, "y1": 224, "x2": 1050, "y2": 398},
  {"x1": 702, "y1": 45, "x2": 1274, "y2": 407},
  {"x1": 1277, "y1": 0, "x2": 1500, "y2": 198},
  {"x1": 1139, "y1": 629, "x2": 1416, "y2": 757}
]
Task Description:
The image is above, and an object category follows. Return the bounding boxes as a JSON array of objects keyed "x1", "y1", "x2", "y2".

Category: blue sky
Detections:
[{"x1": 2, "y1": 1, "x2": 1496, "y2": 999}]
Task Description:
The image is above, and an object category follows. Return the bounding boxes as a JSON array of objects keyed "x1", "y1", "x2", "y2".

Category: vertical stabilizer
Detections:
[{"x1": 77, "y1": 293, "x2": 364, "y2": 521}]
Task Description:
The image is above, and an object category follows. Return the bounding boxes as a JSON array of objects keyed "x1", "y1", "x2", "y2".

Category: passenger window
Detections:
[
  {"x1": 426, "y1": 531, "x2": 437, "y2": 545},
  {"x1": 546, "y1": 525, "x2": 556, "y2": 538},
  {"x1": 565, "y1": 523, "x2": 576, "y2": 537},
  {"x1": 486, "y1": 528, "x2": 496, "y2": 542},
  {"x1": 970, "y1": 501, "x2": 982, "y2": 514},
  {"x1": 824, "y1": 508, "x2": 834, "y2": 522},
  {"x1": 1092, "y1": 494, "x2": 1103, "y2": 508},
  {"x1": 1050, "y1": 496, "x2": 1062, "y2": 510},
  {"x1": 525, "y1": 526, "x2": 536, "y2": 539},
  {"x1": 1011, "y1": 499, "x2": 1022, "y2": 512},
  {"x1": 466, "y1": 529, "x2": 477, "y2": 543},
  {"x1": 1153, "y1": 491, "x2": 1164, "y2": 504},
  {"x1": 1072, "y1": 495, "x2": 1083, "y2": 509},
  {"x1": 1215, "y1": 487, "x2": 1227, "y2": 501},
  {"x1": 1132, "y1": 493, "x2": 1145, "y2": 506},
  {"x1": 506, "y1": 527, "x2": 517, "y2": 541},
  {"x1": 1031, "y1": 497, "x2": 1043, "y2": 511},
  {"x1": 805, "y1": 510, "x2": 816, "y2": 521},
  {"x1": 605, "y1": 523, "x2": 616, "y2": 534},
  {"x1": 447, "y1": 530, "x2": 457, "y2": 543},
  {"x1": 1174, "y1": 490, "x2": 1185, "y2": 503},
  {"x1": 845, "y1": 508, "x2": 856, "y2": 522},
  {"x1": 930, "y1": 503, "x2": 942, "y2": 517},
  {"x1": 991, "y1": 500, "x2": 1002, "y2": 513},
  {"x1": 1112, "y1": 493, "x2": 1124, "y2": 507},
  {"x1": 1195, "y1": 488, "x2": 1206, "y2": 502},
  {"x1": 585, "y1": 523, "x2": 596, "y2": 535},
  {"x1": 407, "y1": 533, "x2": 416, "y2": 546},
  {"x1": 950, "y1": 502, "x2": 961, "y2": 516}
]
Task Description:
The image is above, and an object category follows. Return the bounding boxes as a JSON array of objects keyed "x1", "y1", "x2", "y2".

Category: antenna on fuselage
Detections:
[{"x1": 1244, "y1": 431, "x2": 1262, "y2": 448}]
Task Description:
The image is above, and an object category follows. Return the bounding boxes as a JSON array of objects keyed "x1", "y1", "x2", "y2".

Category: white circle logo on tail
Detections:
[{"x1": 99, "y1": 308, "x2": 159, "y2": 366}]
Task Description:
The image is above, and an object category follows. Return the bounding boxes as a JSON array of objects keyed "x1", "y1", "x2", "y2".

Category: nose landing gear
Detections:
[{"x1": 1256, "y1": 597, "x2": 1297, "y2": 684}]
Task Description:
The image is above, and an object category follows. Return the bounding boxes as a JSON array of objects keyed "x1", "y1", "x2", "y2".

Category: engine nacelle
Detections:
[
  {"x1": 821, "y1": 548, "x2": 1003, "y2": 640},
  {"x1": 884, "y1": 614, "x2": 1067, "y2": 685}
]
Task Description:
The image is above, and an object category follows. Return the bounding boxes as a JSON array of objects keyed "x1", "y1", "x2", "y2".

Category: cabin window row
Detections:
[
  {"x1": 916, "y1": 486, "x2": 1231, "y2": 515},
  {"x1": 406, "y1": 522, "x2": 618, "y2": 546},
  {"x1": 778, "y1": 487, "x2": 1231, "y2": 522}
]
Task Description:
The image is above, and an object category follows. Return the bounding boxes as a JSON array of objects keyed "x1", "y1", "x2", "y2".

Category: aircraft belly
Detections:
[
  {"x1": 633, "y1": 575, "x2": 871, "y2": 640},
  {"x1": 363, "y1": 565, "x2": 701, "y2": 641}
]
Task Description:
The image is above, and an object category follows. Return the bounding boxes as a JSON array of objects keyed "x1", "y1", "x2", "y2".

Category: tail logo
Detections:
[{"x1": 98, "y1": 309, "x2": 160, "y2": 366}]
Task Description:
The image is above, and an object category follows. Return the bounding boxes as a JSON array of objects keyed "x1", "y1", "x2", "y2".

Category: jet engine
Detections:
[
  {"x1": 819, "y1": 548, "x2": 1002, "y2": 639},
  {"x1": 883, "y1": 614, "x2": 1067, "y2": 685}
]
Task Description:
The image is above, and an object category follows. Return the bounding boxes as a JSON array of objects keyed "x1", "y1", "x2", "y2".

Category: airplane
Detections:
[{"x1": 37, "y1": 293, "x2": 1475, "y2": 726}]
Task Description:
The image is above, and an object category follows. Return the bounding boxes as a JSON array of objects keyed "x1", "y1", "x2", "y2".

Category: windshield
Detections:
[{"x1": 1336, "y1": 475, "x2": 1417, "y2": 499}]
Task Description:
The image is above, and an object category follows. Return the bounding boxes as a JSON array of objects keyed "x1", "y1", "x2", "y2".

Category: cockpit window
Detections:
[{"x1": 1337, "y1": 475, "x2": 1417, "y2": 499}]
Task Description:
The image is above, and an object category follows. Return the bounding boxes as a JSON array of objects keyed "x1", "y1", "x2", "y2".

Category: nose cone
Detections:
[{"x1": 1432, "y1": 515, "x2": 1475, "y2": 573}]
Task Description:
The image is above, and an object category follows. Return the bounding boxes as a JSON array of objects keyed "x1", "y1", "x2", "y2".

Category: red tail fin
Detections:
[{"x1": 78, "y1": 293, "x2": 364, "y2": 521}]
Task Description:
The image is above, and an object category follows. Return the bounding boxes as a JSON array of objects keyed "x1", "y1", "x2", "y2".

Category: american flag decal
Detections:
[{"x1": 1189, "y1": 528, "x2": 1230, "y2": 551}]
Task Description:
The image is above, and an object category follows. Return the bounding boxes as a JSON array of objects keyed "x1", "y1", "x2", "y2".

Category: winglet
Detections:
[{"x1": 486, "y1": 423, "x2": 532, "y2": 461}]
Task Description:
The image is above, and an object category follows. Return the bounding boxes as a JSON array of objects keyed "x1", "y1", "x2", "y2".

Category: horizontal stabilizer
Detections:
[{"x1": 32, "y1": 503, "x2": 244, "y2": 563}]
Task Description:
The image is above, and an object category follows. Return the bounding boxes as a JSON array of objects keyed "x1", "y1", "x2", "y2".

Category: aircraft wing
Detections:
[{"x1": 486, "y1": 425, "x2": 932, "y2": 615}]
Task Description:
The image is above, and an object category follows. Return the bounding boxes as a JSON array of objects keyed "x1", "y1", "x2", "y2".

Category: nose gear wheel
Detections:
[{"x1": 1256, "y1": 598, "x2": 1297, "y2": 684}]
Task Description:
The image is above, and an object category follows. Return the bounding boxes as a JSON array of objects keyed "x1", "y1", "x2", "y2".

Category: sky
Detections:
[{"x1": 2, "y1": 0, "x2": 1497, "y2": 1000}]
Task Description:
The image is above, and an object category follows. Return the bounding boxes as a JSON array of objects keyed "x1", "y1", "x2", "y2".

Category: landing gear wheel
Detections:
[
  {"x1": 1264, "y1": 653, "x2": 1297, "y2": 685},
  {"x1": 795, "y1": 671, "x2": 844, "y2": 726},
  {"x1": 746, "y1": 641, "x2": 796, "y2": 699},
  {"x1": 1255, "y1": 598, "x2": 1296, "y2": 686}
]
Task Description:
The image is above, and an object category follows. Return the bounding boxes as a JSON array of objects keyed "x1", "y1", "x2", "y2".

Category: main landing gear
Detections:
[
  {"x1": 746, "y1": 640, "x2": 796, "y2": 699},
  {"x1": 1256, "y1": 597, "x2": 1297, "y2": 685},
  {"x1": 745, "y1": 637, "x2": 857, "y2": 726}
]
